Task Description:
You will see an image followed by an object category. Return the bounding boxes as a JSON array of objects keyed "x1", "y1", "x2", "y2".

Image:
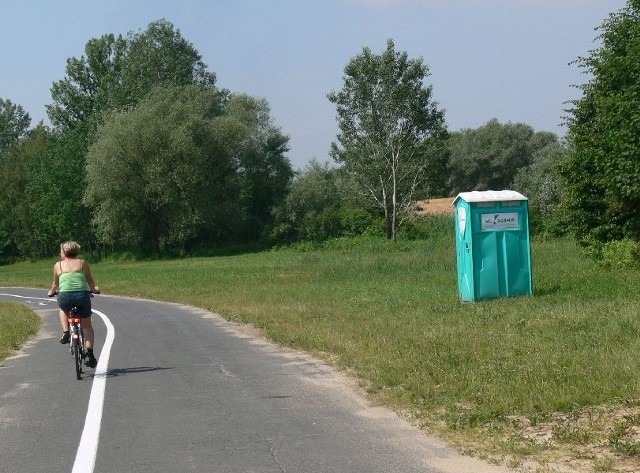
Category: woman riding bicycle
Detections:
[{"x1": 48, "y1": 241, "x2": 100, "y2": 368}]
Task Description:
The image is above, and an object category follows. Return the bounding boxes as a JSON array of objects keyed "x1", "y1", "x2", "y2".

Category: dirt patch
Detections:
[
  {"x1": 434, "y1": 405, "x2": 640, "y2": 473},
  {"x1": 416, "y1": 197, "x2": 455, "y2": 215}
]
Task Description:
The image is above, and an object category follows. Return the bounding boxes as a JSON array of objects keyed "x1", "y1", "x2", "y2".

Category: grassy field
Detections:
[{"x1": 2, "y1": 215, "x2": 639, "y2": 471}]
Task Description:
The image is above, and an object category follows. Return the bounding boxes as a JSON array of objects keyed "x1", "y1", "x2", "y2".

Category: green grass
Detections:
[
  {"x1": 0, "y1": 302, "x2": 42, "y2": 361},
  {"x1": 2, "y1": 221, "x2": 640, "y2": 469}
]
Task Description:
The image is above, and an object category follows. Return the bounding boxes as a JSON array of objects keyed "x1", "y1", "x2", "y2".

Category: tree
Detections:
[
  {"x1": 40, "y1": 20, "x2": 222, "y2": 256},
  {"x1": 563, "y1": 0, "x2": 640, "y2": 245},
  {"x1": 327, "y1": 39, "x2": 448, "y2": 240},
  {"x1": 84, "y1": 85, "x2": 229, "y2": 254},
  {"x1": 0, "y1": 97, "x2": 32, "y2": 257},
  {"x1": 513, "y1": 141, "x2": 569, "y2": 236},
  {"x1": 0, "y1": 98, "x2": 30, "y2": 159},
  {"x1": 46, "y1": 19, "x2": 216, "y2": 133},
  {"x1": 23, "y1": 125, "x2": 94, "y2": 257},
  {"x1": 84, "y1": 85, "x2": 291, "y2": 254},
  {"x1": 447, "y1": 119, "x2": 558, "y2": 195},
  {"x1": 122, "y1": 19, "x2": 216, "y2": 102},
  {"x1": 219, "y1": 95, "x2": 292, "y2": 242},
  {"x1": 271, "y1": 160, "x2": 343, "y2": 243},
  {"x1": 46, "y1": 34, "x2": 128, "y2": 132},
  {"x1": 0, "y1": 125, "x2": 52, "y2": 259}
]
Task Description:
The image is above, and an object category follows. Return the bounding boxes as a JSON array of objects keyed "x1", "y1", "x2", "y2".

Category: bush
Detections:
[
  {"x1": 600, "y1": 239, "x2": 640, "y2": 269},
  {"x1": 398, "y1": 218, "x2": 431, "y2": 240},
  {"x1": 398, "y1": 214, "x2": 453, "y2": 241},
  {"x1": 512, "y1": 142, "x2": 569, "y2": 238},
  {"x1": 339, "y1": 208, "x2": 379, "y2": 237},
  {"x1": 301, "y1": 208, "x2": 343, "y2": 242}
]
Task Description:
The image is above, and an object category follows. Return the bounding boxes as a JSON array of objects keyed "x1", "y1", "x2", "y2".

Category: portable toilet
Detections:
[{"x1": 453, "y1": 190, "x2": 532, "y2": 301}]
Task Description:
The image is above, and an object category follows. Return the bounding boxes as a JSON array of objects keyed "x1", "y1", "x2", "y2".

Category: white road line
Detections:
[
  {"x1": 0, "y1": 293, "x2": 51, "y2": 301},
  {"x1": 72, "y1": 309, "x2": 114, "y2": 473},
  {"x1": 0, "y1": 292, "x2": 114, "y2": 473}
]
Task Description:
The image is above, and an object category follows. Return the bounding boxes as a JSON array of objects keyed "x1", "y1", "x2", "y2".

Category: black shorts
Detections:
[{"x1": 57, "y1": 291, "x2": 92, "y2": 318}]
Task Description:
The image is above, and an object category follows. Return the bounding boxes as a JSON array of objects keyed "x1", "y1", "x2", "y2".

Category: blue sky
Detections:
[{"x1": 0, "y1": 0, "x2": 627, "y2": 169}]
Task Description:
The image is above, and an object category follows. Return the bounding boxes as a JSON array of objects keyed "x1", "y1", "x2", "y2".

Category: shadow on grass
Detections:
[{"x1": 533, "y1": 284, "x2": 562, "y2": 296}]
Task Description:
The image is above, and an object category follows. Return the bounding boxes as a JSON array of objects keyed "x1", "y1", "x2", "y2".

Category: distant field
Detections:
[
  {"x1": 415, "y1": 197, "x2": 454, "y2": 215},
  {"x1": 2, "y1": 219, "x2": 640, "y2": 472}
]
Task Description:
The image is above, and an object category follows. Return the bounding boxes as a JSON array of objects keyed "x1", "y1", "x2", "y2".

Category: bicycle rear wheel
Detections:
[{"x1": 73, "y1": 340, "x2": 82, "y2": 380}]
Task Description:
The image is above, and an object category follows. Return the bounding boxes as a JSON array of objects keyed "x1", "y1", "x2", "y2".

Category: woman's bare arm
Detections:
[
  {"x1": 83, "y1": 261, "x2": 100, "y2": 293},
  {"x1": 48, "y1": 262, "x2": 60, "y2": 296}
]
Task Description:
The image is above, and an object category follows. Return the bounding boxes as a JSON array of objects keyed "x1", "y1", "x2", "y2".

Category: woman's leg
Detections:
[
  {"x1": 56, "y1": 293, "x2": 72, "y2": 343},
  {"x1": 81, "y1": 317, "x2": 94, "y2": 350},
  {"x1": 58, "y1": 309, "x2": 70, "y2": 343},
  {"x1": 81, "y1": 316, "x2": 97, "y2": 367},
  {"x1": 59, "y1": 309, "x2": 69, "y2": 331}
]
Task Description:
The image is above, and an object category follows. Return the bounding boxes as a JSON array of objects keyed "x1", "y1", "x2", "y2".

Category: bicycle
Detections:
[
  {"x1": 49, "y1": 292, "x2": 95, "y2": 380},
  {"x1": 68, "y1": 305, "x2": 87, "y2": 380}
]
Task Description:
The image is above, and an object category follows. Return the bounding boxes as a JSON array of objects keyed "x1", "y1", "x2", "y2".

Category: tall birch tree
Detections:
[{"x1": 328, "y1": 39, "x2": 447, "y2": 240}]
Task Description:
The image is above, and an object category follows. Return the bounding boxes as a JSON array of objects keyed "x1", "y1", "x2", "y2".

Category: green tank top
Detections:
[{"x1": 59, "y1": 272, "x2": 90, "y2": 292}]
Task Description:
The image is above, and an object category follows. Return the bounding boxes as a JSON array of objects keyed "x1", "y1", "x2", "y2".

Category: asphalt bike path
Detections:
[{"x1": 0, "y1": 287, "x2": 509, "y2": 473}]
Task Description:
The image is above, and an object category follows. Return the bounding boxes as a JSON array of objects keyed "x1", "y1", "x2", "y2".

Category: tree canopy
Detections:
[
  {"x1": 24, "y1": 125, "x2": 94, "y2": 256},
  {"x1": 46, "y1": 19, "x2": 216, "y2": 133},
  {"x1": 0, "y1": 20, "x2": 299, "y2": 259},
  {"x1": 84, "y1": 85, "x2": 291, "y2": 254},
  {"x1": 447, "y1": 118, "x2": 558, "y2": 195},
  {"x1": 0, "y1": 98, "x2": 30, "y2": 159},
  {"x1": 0, "y1": 125, "x2": 51, "y2": 259},
  {"x1": 328, "y1": 39, "x2": 448, "y2": 240},
  {"x1": 513, "y1": 141, "x2": 569, "y2": 236},
  {"x1": 6, "y1": 16, "x2": 618, "y2": 257},
  {"x1": 564, "y1": 0, "x2": 640, "y2": 245}
]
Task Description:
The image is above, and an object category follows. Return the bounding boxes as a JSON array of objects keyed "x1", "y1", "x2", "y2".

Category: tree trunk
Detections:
[{"x1": 391, "y1": 154, "x2": 398, "y2": 241}]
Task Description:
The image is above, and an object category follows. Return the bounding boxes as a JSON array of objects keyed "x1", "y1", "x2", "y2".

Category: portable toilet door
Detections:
[
  {"x1": 454, "y1": 196, "x2": 475, "y2": 301},
  {"x1": 453, "y1": 190, "x2": 533, "y2": 301}
]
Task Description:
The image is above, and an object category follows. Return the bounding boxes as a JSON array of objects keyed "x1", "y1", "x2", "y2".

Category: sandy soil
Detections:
[{"x1": 415, "y1": 198, "x2": 455, "y2": 215}]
